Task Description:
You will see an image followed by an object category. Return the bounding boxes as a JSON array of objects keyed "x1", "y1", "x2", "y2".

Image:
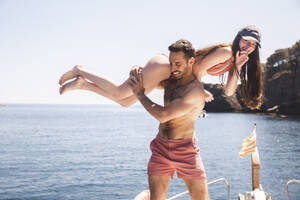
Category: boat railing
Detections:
[
  {"x1": 286, "y1": 179, "x2": 300, "y2": 200},
  {"x1": 166, "y1": 177, "x2": 230, "y2": 200}
]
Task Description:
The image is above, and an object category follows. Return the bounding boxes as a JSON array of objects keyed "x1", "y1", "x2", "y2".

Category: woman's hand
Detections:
[
  {"x1": 204, "y1": 90, "x2": 214, "y2": 102},
  {"x1": 198, "y1": 82, "x2": 214, "y2": 102},
  {"x1": 235, "y1": 50, "x2": 249, "y2": 73}
]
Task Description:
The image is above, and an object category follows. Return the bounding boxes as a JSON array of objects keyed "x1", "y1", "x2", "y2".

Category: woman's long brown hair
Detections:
[
  {"x1": 232, "y1": 35, "x2": 263, "y2": 110},
  {"x1": 195, "y1": 37, "x2": 263, "y2": 110}
]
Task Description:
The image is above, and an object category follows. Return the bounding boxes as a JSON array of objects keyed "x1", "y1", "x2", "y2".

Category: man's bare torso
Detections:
[{"x1": 158, "y1": 79, "x2": 205, "y2": 140}]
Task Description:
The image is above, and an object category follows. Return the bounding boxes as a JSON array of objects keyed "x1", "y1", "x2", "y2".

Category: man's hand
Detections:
[
  {"x1": 129, "y1": 65, "x2": 143, "y2": 77},
  {"x1": 129, "y1": 66, "x2": 145, "y2": 96},
  {"x1": 235, "y1": 50, "x2": 249, "y2": 73}
]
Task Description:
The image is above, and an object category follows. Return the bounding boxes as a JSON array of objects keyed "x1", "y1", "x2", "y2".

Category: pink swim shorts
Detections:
[{"x1": 147, "y1": 134, "x2": 206, "y2": 179}]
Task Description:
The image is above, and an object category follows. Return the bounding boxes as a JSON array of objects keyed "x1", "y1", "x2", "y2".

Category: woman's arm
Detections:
[
  {"x1": 224, "y1": 51, "x2": 249, "y2": 96},
  {"x1": 224, "y1": 67, "x2": 239, "y2": 96}
]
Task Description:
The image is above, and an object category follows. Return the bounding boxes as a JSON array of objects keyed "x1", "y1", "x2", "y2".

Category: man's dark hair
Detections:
[{"x1": 168, "y1": 39, "x2": 196, "y2": 61}]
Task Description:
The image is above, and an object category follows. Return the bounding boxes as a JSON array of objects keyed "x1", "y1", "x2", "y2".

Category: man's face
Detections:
[{"x1": 169, "y1": 51, "x2": 192, "y2": 80}]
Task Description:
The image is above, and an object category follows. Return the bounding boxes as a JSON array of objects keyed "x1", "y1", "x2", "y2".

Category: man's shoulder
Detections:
[
  {"x1": 160, "y1": 79, "x2": 170, "y2": 88},
  {"x1": 187, "y1": 81, "x2": 203, "y2": 93},
  {"x1": 184, "y1": 81, "x2": 205, "y2": 101}
]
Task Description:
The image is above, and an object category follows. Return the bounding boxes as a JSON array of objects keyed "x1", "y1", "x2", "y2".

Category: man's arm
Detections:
[
  {"x1": 129, "y1": 68, "x2": 203, "y2": 123},
  {"x1": 136, "y1": 92, "x2": 201, "y2": 123}
]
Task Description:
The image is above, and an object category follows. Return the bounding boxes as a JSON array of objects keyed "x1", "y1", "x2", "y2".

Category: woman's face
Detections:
[{"x1": 239, "y1": 38, "x2": 257, "y2": 55}]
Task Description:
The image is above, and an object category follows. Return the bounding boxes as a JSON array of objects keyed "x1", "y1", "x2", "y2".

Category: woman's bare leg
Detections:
[
  {"x1": 59, "y1": 76, "x2": 119, "y2": 101},
  {"x1": 59, "y1": 54, "x2": 170, "y2": 100},
  {"x1": 59, "y1": 65, "x2": 129, "y2": 99},
  {"x1": 59, "y1": 76, "x2": 157, "y2": 107}
]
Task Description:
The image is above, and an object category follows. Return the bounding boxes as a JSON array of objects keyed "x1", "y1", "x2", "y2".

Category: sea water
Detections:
[{"x1": 0, "y1": 104, "x2": 299, "y2": 200}]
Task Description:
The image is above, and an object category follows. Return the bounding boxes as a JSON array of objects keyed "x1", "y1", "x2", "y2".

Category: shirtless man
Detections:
[{"x1": 130, "y1": 39, "x2": 209, "y2": 200}]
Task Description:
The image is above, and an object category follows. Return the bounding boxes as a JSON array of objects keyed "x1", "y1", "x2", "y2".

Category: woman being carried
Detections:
[{"x1": 59, "y1": 25, "x2": 263, "y2": 110}]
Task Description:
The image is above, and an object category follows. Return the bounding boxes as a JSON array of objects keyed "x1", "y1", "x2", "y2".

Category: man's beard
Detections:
[
  {"x1": 169, "y1": 66, "x2": 188, "y2": 82},
  {"x1": 169, "y1": 71, "x2": 181, "y2": 83},
  {"x1": 169, "y1": 76, "x2": 178, "y2": 84}
]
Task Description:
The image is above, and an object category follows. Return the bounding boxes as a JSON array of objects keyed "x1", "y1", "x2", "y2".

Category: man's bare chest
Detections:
[{"x1": 164, "y1": 84, "x2": 188, "y2": 105}]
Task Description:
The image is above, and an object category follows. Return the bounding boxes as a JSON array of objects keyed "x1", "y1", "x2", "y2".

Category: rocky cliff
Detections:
[{"x1": 203, "y1": 83, "x2": 243, "y2": 112}]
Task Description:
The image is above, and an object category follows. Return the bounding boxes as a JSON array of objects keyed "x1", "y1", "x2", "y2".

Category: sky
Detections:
[{"x1": 0, "y1": 0, "x2": 300, "y2": 105}]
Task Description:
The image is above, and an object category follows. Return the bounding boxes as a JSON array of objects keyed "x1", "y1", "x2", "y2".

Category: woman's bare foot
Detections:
[
  {"x1": 59, "y1": 65, "x2": 82, "y2": 85},
  {"x1": 59, "y1": 76, "x2": 86, "y2": 95}
]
